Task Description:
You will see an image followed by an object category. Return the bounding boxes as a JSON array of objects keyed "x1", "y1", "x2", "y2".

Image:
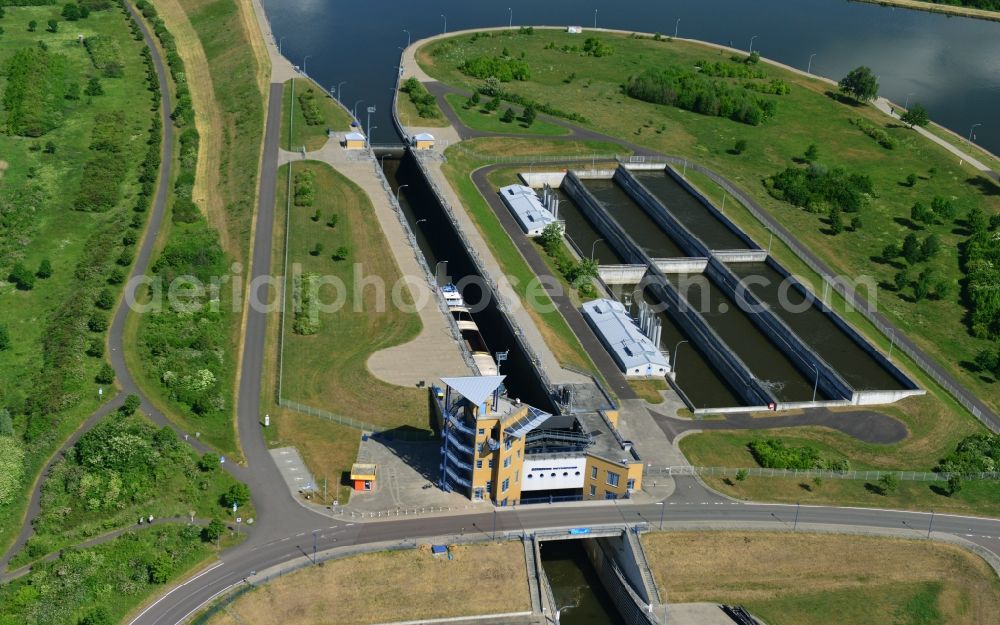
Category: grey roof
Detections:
[
  {"x1": 504, "y1": 405, "x2": 552, "y2": 438},
  {"x1": 345, "y1": 131, "x2": 366, "y2": 141},
  {"x1": 441, "y1": 375, "x2": 506, "y2": 406},
  {"x1": 414, "y1": 132, "x2": 435, "y2": 140},
  {"x1": 499, "y1": 184, "x2": 557, "y2": 233},
  {"x1": 581, "y1": 299, "x2": 670, "y2": 371}
]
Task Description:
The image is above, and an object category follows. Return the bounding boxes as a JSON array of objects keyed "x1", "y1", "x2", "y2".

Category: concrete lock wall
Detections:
[
  {"x1": 713, "y1": 250, "x2": 769, "y2": 263},
  {"x1": 582, "y1": 538, "x2": 660, "y2": 625},
  {"x1": 518, "y1": 172, "x2": 567, "y2": 188},
  {"x1": 705, "y1": 256, "x2": 855, "y2": 402},
  {"x1": 599, "y1": 265, "x2": 649, "y2": 284},
  {"x1": 763, "y1": 258, "x2": 922, "y2": 394},
  {"x1": 562, "y1": 172, "x2": 776, "y2": 408},
  {"x1": 653, "y1": 258, "x2": 709, "y2": 274}
]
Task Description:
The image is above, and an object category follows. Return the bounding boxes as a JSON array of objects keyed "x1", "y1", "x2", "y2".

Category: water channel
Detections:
[
  {"x1": 264, "y1": 0, "x2": 1000, "y2": 154},
  {"x1": 540, "y1": 540, "x2": 620, "y2": 625}
]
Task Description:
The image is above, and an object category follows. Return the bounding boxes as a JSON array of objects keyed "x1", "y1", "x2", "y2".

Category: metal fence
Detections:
[
  {"x1": 647, "y1": 465, "x2": 1000, "y2": 482},
  {"x1": 276, "y1": 399, "x2": 436, "y2": 441},
  {"x1": 619, "y1": 155, "x2": 998, "y2": 433}
]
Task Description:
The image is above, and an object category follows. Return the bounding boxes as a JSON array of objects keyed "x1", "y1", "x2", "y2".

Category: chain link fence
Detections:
[{"x1": 647, "y1": 465, "x2": 1000, "y2": 482}]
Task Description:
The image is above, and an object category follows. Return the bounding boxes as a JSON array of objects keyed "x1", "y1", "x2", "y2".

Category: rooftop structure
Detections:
[
  {"x1": 343, "y1": 131, "x2": 366, "y2": 149},
  {"x1": 581, "y1": 299, "x2": 670, "y2": 379},
  {"x1": 498, "y1": 184, "x2": 559, "y2": 237}
]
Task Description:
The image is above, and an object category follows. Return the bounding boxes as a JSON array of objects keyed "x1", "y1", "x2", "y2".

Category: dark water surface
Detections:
[{"x1": 262, "y1": 0, "x2": 1000, "y2": 153}]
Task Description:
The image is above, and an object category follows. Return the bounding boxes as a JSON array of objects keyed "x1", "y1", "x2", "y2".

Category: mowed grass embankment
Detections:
[
  {"x1": 417, "y1": 29, "x2": 1000, "y2": 418},
  {"x1": 441, "y1": 137, "x2": 625, "y2": 379},
  {"x1": 204, "y1": 543, "x2": 530, "y2": 625},
  {"x1": 277, "y1": 161, "x2": 428, "y2": 432},
  {"x1": 281, "y1": 77, "x2": 353, "y2": 151},
  {"x1": 644, "y1": 531, "x2": 1000, "y2": 625},
  {"x1": 0, "y1": 4, "x2": 155, "y2": 556}
]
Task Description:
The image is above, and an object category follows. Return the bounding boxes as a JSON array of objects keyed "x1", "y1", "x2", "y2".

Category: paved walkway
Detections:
[
  {"x1": 249, "y1": 0, "x2": 297, "y2": 83},
  {"x1": 280, "y1": 140, "x2": 472, "y2": 387}
]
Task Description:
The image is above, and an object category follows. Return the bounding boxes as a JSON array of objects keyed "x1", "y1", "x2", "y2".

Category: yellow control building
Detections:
[{"x1": 435, "y1": 376, "x2": 643, "y2": 505}]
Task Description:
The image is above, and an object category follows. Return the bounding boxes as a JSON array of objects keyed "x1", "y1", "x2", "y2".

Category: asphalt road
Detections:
[{"x1": 127, "y1": 477, "x2": 1000, "y2": 625}]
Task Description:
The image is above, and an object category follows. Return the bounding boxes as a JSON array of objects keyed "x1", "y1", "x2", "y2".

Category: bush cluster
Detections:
[
  {"x1": 292, "y1": 272, "x2": 321, "y2": 335},
  {"x1": 297, "y1": 88, "x2": 323, "y2": 126},
  {"x1": 765, "y1": 163, "x2": 873, "y2": 213},
  {"x1": 695, "y1": 59, "x2": 765, "y2": 79},
  {"x1": 963, "y1": 207, "x2": 1000, "y2": 338},
  {"x1": 459, "y1": 54, "x2": 530, "y2": 82},
  {"x1": 400, "y1": 77, "x2": 440, "y2": 120},
  {"x1": 84, "y1": 34, "x2": 124, "y2": 77},
  {"x1": 850, "y1": 117, "x2": 896, "y2": 149},
  {"x1": 748, "y1": 438, "x2": 850, "y2": 471},
  {"x1": 293, "y1": 169, "x2": 316, "y2": 207},
  {"x1": 475, "y1": 86, "x2": 588, "y2": 124},
  {"x1": 624, "y1": 66, "x2": 776, "y2": 126},
  {"x1": 535, "y1": 223, "x2": 598, "y2": 297},
  {"x1": 937, "y1": 433, "x2": 1000, "y2": 475},
  {"x1": 135, "y1": 0, "x2": 193, "y2": 126},
  {"x1": 73, "y1": 111, "x2": 129, "y2": 212}
]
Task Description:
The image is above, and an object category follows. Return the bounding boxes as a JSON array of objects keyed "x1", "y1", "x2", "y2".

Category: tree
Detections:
[
  {"x1": 484, "y1": 95, "x2": 501, "y2": 112},
  {"x1": 901, "y1": 233, "x2": 921, "y2": 264},
  {"x1": 326, "y1": 213, "x2": 339, "y2": 228},
  {"x1": 850, "y1": 216, "x2": 863, "y2": 231},
  {"x1": 36, "y1": 258, "x2": 52, "y2": 278},
  {"x1": 198, "y1": 452, "x2": 220, "y2": 472},
  {"x1": 905, "y1": 173, "x2": 917, "y2": 187},
  {"x1": 95, "y1": 362, "x2": 115, "y2": 384},
  {"x1": 838, "y1": 66, "x2": 879, "y2": 103},
  {"x1": 311, "y1": 208, "x2": 320, "y2": 222},
  {"x1": 877, "y1": 472, "x2": 898, "y2": 495},
  {"x1": 61, "y1": 3, "x2": 81, "y2": 20},
  {"x1": 309, "y1": 242, "x2": 324, "y2": 257},
  {"x1": 28, "y1": 20, "x2": 37, "y2": 32},
  {"x1": 974, "y1": 348, "x2": 999, "y2": 376},
  {"x1": 9, "y1": 263, "x2": 35, "y2": 290},
  {"x1": 920, "y1": 234, "x2": 940, "y2": 260},
  {"x1": 522, "y1": 104, "x2": 537, "y2": 127},
  {"x1": 0, "y1": 325, "x2": 9, "y2": 352},
  {"x1": 94, "y1": 287, "x2": 115, "y2": 310},
  {"x1": 910, "y1": 201, "x2": 932, "y2": 225},
  {"x1": 803, "y1": 143, "x2": 819, "y2": 163},
  {"x1": 470, "y1": 91, "x2": 481, "y2": 105},
  {"x1": 828, "y1": 206, "x2": 844, "y2": 235},
  {"x1": 223, "y1": 483, "x2": 251, "y2": 508},
  {"x1": 85, "y1": 77, "x2": 103, "y2": 96},
  {"x1": 108, "y1": 267, "x2": 126, "y2": 285},
  {"x1": 881, "y1": 242, "x2": 900, "y2": 261},
  {"x1": 501, "y1": 107, "x2": 516, "y2": 123},
  {"x1": 900, "y1": 103, "x2": 929, "y2": 128},
  {"x1": 735, "y1": 469, "x2": 748, "y2": 482},
  {"x1": 913, "y1": 269, "x2": 933, "y2": 302},
  {"x1": 967, "y1": 206, "x2": 988, "y2": 233},
  {"x1": 201, "y1": 518, "x2": 225, "y2": 543},
  {"x1": 78, "y1": 607, "x2": 113, "y2": 625},
  {"x1": 733, "y1": 139, "x2": 748, "y2": 155},
  {"x1": 991, "y1": 214, "x2": 1000, "y2": 231},
  {"x1": 893, "y1": 270, "x2": 909, "y2": 292},
  {"x1": 930, "y1": 196, "x2": 956, "y2": 222},
  {"x1": 934, "y1": 279, "x2": 952, "y2": 301},
  {"x1": 946, "y1": 474, "x2": 963, "y2": 496},
  {"x1": 332, "y1": 245, "x2": 349, "y2": 261},
  {"x1": 47, "y1": 19, "x2": 58, "y2": 33},
  {"x1": 119, "y1": 394, "x2": 141, "y2": 416},
  {"x1": 86, "y1": 338, "x2": 104, "y2": 358},
  {"x1": 88, "y1": 313, "x2": 108, "y2": 332}
]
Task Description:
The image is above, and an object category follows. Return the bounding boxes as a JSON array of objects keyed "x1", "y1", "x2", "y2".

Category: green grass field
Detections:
[
  {"x1": 443, "y1": 93, "x2": 569, "y2": 136},
  {"x1": 277, "y1": 161, "x2": 429, "y2": 432},
  {"x1": 417, "y1": 29, "x2": 1000, "y2": 419},
  {"x1": 441, "y1": 137, "x2": 624, "y2": 377},
  {"x1": 281, "y1": 78, "x2": 353, "y2": 151},
  {"x1": 0, "y1": 5, "x2": 156, "y2": 560}
]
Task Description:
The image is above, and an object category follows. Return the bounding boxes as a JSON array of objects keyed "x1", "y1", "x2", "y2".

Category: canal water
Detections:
[
  {"x1": 634, "y1": 172, "x2": 751, "y2": 250},
  {"x1": 582, "y1": 180, "x2": 687, "y2": 259},
  {"x1": 540, "y1": 540, "x2": 621, "y2": 625},
  {"x1": 728, "y1": 262, "x2": 907, "y2": 390},
  {"x1": 263, "y1": 0, "x2": 1000, "y2": 154}
]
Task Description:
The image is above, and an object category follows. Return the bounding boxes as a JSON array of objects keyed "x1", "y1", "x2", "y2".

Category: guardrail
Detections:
[{"x1": 648, "y1": 465, "x2": 1000, "y2": 482}]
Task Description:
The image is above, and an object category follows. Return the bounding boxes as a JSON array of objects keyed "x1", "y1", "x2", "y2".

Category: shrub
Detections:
[
  {"x1": 9, "y1": 262, "x2": 36, "y2": 290},
  {"x1": 400, "y1": 77, "x2": 441, "y2": 119},
  {"x1": 293, "y1": 169, "x2": 316, "y2": 207},
  {"x1": 877, "y1": 473, "x2": 898, "y2": 495},
  {"x1": 332, "y1": 245, "x2": 349, "y2": 261},
  {"x1": 86, "y1": 338, "x2": 104, "y2": 358},
  {"x1": 198, "y1": 452, "x2": 220, "y2": 472},
  {"x1": 849, "y1": 117, "x2": 896, "y2": 149},
  {"x1": 292, "y1": 273, "x2": 321, "y2": 335},
  {"x1": 2, "y1": 46, "x2": 69, "y2": 136},
  {"x1": 624, "y1": 66, "x2": 775, "y2": 125},
  {"x1": 458, "y1": 55, "x2": 530, "y2": 81},
  {"x1": 501, "y1": 107, "x2": 515, "y2": 123},
  {"x1": 201, "y1": 518, "x2": 225, "y2": 542},
  {"x1": 95, "y1": 362, "x2": 115, "y2": 384},
  {"x1": 733, "y1": 139, "x2": 748, "y2": 154},
  {"x1": 0, "y1": 436, "x2": 26, "y2": 506},
  {"x1": 0, "y1": 325, "x2": 9, "y2": 351},
  {"x1": 223, "y1": 483, "x2": 251, "y2": 508},
  {"x1": 85, "y1": 76, "x2": 104, "y2": 96},
  {"x1": 36, "y1": 258, "x2": 52, "y2": 278},
  {"x1": 765, "y1": 164, "x2": 873, "y2": 214},
  {"x1": 47, "y1": 19, "x2": 58, "y2": 33},
  {"x1": 119, "y1": 394, "x2": 141, "y2": 416},
  {"x1": 94, "y1": 287, "x2": 115, "y2": 310},
  {"x1": 297, "y1": 88, "x2": 323, "y2": 126},
  {"x1": 748, "y1": 438, "x2": 820, "y2": 470}
]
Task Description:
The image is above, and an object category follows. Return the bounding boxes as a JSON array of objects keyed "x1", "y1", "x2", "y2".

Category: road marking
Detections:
[
  {"x1": 172, "y1": 582, "x2": 238, "y2": 625},
  {"x1": 127, "y1": 561, "x2": 224, "y2": 625}
]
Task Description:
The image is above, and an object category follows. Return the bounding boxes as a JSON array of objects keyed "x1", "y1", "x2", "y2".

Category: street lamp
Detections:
[
  {"x1": 336, "y1": 81, "x2": 347, "y2": 103},
  {"x1": 302, "y1": 55, "x2": 311, "y2": 75},
  {"x1": 508, "y1": 7, "x2": 513, "y2": 28},
  {"x1": 352, "y1": 99, "x2": 364, "y2": 119},
  {"x1": 656, "y1": 501, "x2": 665, "y2": 530},
  {"x1": 396, "y1": 184, "x2": 409, "y2": 204},
  {"x1": 590, "y1": 238, "x2": 604, "y2": 260},
  {"x1": 593, "y1": 9, "x2": 598, "y2": 29},
  {"x1": 366, "y1": 104, "x2": 377, "y2": 140},
  {"x1": 369, "y1": 126, "x2": 378, "y2": 142},
  {"x1": 807, "y1": 53, "x2": 816, "y2": 75},
  {"x1": 277, "y1": 36, "x2": 286, "y2": 55},
  {"x1": 441, "y1": 14, "x2": 447, "y2": 34},
  {"x1": 749, "y1": 34, "x2": 759, "y2": 55},
  {"x1": 674, "y1": 18, "x2": 680, "y2": 39},
  {"x1": 415, "y1": 218, "x2": 427, "y2": 225},
  {"x1": 435, "y1": 260, "x2": 448, "y2": 285},
  {"x1": 969, "y1": 122, "x2": 983, "y2": 144},
  {"x1": 672, "y1": 340, "x2": 688, "y2": 374},
  {"x1": 403, "y1": 28, "x2": 411, "y2": 48},
  {"x1": 904, "y1": 92, "x2": 915, "y2": 109},
  {"x1": 555, "y1": 604, "x2": 576, "y2": 624}
]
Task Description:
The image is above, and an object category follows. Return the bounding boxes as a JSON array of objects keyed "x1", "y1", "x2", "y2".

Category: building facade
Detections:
[{"x1": 435, "y1": 376, "x2": 643, "y2": 505}]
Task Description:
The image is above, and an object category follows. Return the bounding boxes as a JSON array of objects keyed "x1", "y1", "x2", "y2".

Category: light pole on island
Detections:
[
  {"x1": 656, "y1": 501, "x2": 665, "y2": 530},
  {"x1": 302, "y1": 54, "x2": 311, "y2": 75},
  {"x1": 590, "y1": 238, "x2": 604, "y2": 260},
  {"x1": 969, "y1": 122, "x2": 982, "y2": 144},
  {"x1": 508, "y1": 7, "x2": 513, "y2": 28},
  {"x1": 749, "y1": 34, "x2": 759, "y2": 55},
  {"x1": 396, "y1": 184, "x2": 409, "y2": 204},
  {"x1": 441, "y1": 14, "x2": 447, "y2": 34},
  {"x1": 674, "y1": 18, "x2": 680, "y2": 39},
  {"x1": 807, "y1": 52, "x2": 816, "y2": 75},
  {"x1": 336, "y1": 81, "x2": 346, "y2": 103},
  {"x1": 352, "y1": 99, "x2": 364, "y2": 120},
  {"x1": 904, "y1": 92, "x2": 915, "y2": 109},
  {"x1": 672, "y1": 340, "x2": 688, "y2": 375},
  {"x1": 403, "y1": 28, "x2": 410, "y2": 48}
]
